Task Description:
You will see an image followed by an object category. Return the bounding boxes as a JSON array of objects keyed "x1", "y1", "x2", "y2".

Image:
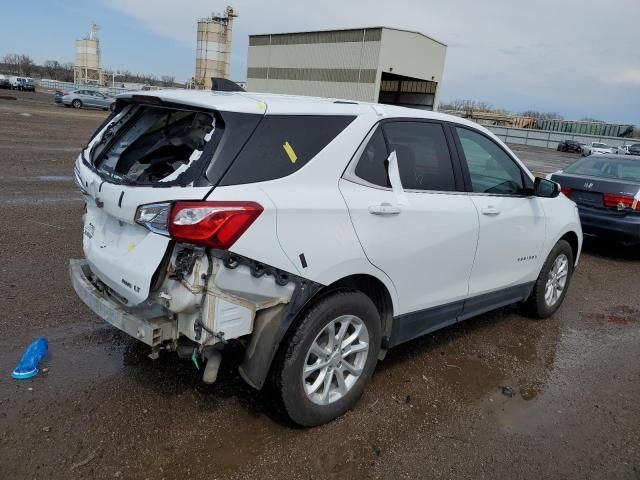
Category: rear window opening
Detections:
[{"x1": 90, "y1": 105, "x2": 220, "y2": 185}]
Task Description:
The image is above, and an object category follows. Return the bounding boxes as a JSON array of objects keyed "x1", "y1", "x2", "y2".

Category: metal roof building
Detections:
[{"x1": 246, "y1": 27, "x2": 447, "y2": 110}]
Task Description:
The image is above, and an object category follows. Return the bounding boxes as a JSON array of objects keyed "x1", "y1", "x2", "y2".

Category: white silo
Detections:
[
  {"x1": 74, "y1": 23, "x2": 104, "y2": 85},
  {"x1": 194, "y1": 6, "x2": 238, "y2": 90}
]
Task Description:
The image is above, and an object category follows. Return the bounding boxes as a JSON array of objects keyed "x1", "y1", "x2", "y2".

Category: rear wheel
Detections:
[
  {"x1": 272, "y1": 290, "x2": 381, "y2": 426},
  {"x1": 72, "y1": 99, "x2": 82, "y2": 109},
  {"x1": 524, "y1": 240, "x2": 573, "y2": 318}
]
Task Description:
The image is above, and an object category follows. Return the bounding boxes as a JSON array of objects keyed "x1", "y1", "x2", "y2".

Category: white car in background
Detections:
[
  {"x1": 70, "y1": 90, "x2": 582, "y2": 426},
  {"x1": 582, "y1": 141, "x2": 614, "y2": 156}
]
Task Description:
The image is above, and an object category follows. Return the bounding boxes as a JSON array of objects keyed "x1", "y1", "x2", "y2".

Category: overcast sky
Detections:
[{"x1": 2, "y1": 0, "x2": 639, "y2": 124}]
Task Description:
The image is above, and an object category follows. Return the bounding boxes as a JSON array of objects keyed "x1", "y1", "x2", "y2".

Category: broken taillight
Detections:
[
  {"x1": 602, "y1": 193, "x2": 639, "y2": 211},
  {"x1": 135, "y1": 201, "x2": 263, "y2": 249}
]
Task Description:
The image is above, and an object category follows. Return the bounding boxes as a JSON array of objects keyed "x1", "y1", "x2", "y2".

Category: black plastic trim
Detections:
[{"x1": 388, "y1": 282, "x2": 534, "y2": 347}]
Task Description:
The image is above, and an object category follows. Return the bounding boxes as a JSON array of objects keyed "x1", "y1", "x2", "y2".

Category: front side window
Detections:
[{"x1": 456, "y1": 127, "x2": 525, "y2": 195}]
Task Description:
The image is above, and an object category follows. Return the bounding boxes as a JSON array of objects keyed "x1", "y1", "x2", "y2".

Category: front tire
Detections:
[
  {"x1": 272, "y1": 290, "x2": 381, "y2": 426},
  {"x1": 524, "y1": 240, "x2": 574, "y2": 318}
]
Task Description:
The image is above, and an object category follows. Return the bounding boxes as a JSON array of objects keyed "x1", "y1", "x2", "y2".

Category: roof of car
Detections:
[{"x1": 117, "y1": 89, "x2": 474, "y2": 125}]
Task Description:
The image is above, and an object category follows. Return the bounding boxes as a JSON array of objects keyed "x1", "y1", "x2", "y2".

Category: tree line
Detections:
[{"x1": 0, "y1": 53, "x2": 180, "y2": 87}]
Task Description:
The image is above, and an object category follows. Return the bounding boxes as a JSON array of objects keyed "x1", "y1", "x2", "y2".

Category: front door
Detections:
[
  {"x1": 453, "y1": 126, "x2": 546, "y2": 308},
  {"x1": 340, "y1": 121, "x2": 479, "y2": 343}
]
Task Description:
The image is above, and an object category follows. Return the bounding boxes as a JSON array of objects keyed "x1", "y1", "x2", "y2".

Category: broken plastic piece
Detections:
[{"x1": 12, "y1": 337, "x2": 48, "y2": 380}]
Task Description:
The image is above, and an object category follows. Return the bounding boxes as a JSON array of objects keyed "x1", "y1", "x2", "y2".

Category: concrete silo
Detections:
[
  {"x1": 74, "y1": 23, "x2": 104, "y2": 85},
  {"x1": 194, "y1": 6, "x2": 238, "y2": 89}
]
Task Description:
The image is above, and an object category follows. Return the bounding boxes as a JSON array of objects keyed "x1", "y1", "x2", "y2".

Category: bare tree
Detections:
[
  {"x1": 4, "y1": 54, "x2": 36, "y2": 76},
  {"x1": 521, "y1": 110, "x2": 564, "y2": 120},
  {"x1": 161, "y1": 75, "x2": 175, "y2": 87}
]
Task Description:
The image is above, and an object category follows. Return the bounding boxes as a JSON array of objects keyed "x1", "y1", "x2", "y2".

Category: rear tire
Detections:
[
  {"x1": 72, "y1": 99, "x2": 82, "y2": 109},
  {"x1": 272, "y1": 290, "x2": 381, "y2": 427},
  {"x1": 524, "y1": 240, "x2": 574, "y2": 318}
]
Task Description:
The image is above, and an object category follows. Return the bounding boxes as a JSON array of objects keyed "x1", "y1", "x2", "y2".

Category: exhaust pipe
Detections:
[{"x1": 202, "y1": 348, "x2": 222, "y2": 384}]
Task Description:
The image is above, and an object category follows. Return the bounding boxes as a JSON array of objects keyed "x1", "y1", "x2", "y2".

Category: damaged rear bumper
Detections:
[{"x1": 70, "y1": 259, "x2": 175, "y2": 347}]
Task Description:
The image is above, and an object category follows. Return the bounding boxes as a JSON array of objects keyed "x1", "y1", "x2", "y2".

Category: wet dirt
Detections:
[{"x1": 0, "y1": 91, "x2": 638, "y2": 479}]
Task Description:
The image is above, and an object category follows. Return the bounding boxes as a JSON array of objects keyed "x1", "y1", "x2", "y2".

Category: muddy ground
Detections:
[{"x1": 0, "y1": 91, "x2": 638, "y2": 479}]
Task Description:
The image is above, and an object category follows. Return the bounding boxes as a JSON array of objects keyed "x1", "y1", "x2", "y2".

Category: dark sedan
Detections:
[
  {"x1": 550, "y1": 155, "x2": 640, "y2": 245},
  {"x1": 627, "y1": 143, "x2": 640, "y2": 156},
  {"x1": 557, "y1": 139, "x2": 583, "y2": 153}
]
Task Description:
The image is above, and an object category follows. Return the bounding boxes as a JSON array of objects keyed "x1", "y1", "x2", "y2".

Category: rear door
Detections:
[
  {"x1": 340, "y1": 120, "x2": 479, "y2": 339},
  {"x1": 452, "y1": 126, "x2": 546, "y2": 305}
]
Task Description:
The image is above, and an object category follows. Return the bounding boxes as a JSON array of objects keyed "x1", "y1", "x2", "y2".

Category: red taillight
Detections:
[
  {"x1": 602, "y1": 193, "x2": 639, "y2": 211},
  {"x1": 168, "y1": 201, "x2": 263, "y2": 249},
  {"x1": 560, "y1": 186, "x2": 573, "y2": 197}
]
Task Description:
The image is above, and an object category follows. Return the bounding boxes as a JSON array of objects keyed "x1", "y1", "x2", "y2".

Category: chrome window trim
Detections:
[{"x1": 343, "y1": 121, "x2": 534, "y2": 198}]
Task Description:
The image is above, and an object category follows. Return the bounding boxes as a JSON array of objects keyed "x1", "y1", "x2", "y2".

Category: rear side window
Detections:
[
  {"x1": 354, "y1": 127, "x2": 390, "y2": 187},
  {"x1": 384, "y1": 122, "x2": 456, "y2": 191},
  {"x1": 352, "y1": 121, "x2": 456, "y2": 192},
  {"x1": 219, "y1": 115, "x2": 355, "y2": 186}
]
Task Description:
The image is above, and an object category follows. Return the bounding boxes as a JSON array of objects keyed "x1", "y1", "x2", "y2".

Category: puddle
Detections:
[{"x1": 589, "y1": 305, "x2": 639, "y2": 325}]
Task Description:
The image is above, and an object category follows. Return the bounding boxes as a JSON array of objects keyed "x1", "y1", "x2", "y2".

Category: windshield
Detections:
[
  {"x1": 593, "y1": 143, "x2": 608, "y2": 148},
  {"x1": 565, "y1": 157, "x2": 640, "y2": 183},
  {"x1": 90, "y1": 104, "x2": 219, "y2": 185}
]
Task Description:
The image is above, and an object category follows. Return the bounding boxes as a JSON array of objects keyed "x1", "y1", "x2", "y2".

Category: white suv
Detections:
[{"x1": 70, "y1": 90, "x2": 582, "y2": 426}]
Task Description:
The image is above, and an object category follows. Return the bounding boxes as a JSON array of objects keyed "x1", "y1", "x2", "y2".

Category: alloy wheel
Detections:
[
  {"x1": 545, "y1": 253, "x2": 569, "y2": 307},
  {"x1": 302, "y1": 315, "x2": 369, "y2": 406}
]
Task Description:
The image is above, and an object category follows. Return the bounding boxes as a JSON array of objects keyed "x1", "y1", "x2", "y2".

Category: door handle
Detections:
[
  {"x1": 481, "y1": 206, "x2": 500, "y2": 216},
  {"x1": 368, "y1": 203, "x2": 401, "y2": 215}
]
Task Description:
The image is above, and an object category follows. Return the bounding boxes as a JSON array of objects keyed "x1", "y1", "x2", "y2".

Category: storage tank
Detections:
[
  {"x1": 74, "y1": 23, "x2": 104, "y2": 85},
  {"x1": 194, "y1": 6, "x2": 238, "y2": 90}
]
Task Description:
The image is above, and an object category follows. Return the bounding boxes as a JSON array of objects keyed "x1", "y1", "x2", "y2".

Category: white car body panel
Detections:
[
  {"x1": 465, "y1": 195, "x2": 546, "y2": 296},
  {"x1": 339, "y1": 180, "x2": 479, "y2": 314}
]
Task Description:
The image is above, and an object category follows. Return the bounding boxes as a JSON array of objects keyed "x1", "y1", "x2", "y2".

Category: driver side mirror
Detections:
[{"x1": 534, "y1": 177, "x2": 560, "y2": 198}]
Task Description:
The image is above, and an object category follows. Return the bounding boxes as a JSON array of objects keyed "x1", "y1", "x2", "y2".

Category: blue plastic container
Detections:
[{"x1": 12, "y1": 337, "x2": 48, "y2": 380}]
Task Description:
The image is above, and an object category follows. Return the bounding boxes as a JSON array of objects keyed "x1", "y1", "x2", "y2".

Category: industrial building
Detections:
[
  {"x1": 74, "y1": 23, "x2": 104, "y2": 85},
  {"x1": 194, "y1": 6, "x2": 238, "y2": 90},
  {"x1": 246, "y1": 27, "x2": 447, "y2": 110}
]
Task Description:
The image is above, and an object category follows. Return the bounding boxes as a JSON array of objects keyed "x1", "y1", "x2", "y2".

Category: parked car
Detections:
[
  {"x1": 70, "y1": 91, "x2": 582, "y2": 426},
  {"x1": 582, "y1": 141, "x2": 614, "y2": 156},
  {"x1": 627, "y1": 143, "x2": 640, "y2": 156},
  {"x1": 9, "y1": 76, "x2": 35, "y2": 91},
  {"x1": 557, "y1": 139, "x2": 583, "y2": 153},
  {"x1": 549, "y1": 155, "x2": 640, "y2": 245},
  {"x1": 54, "y1": 89, "x2": 77, "y2": 104},
  {"x1": 0, "y1": 74, "x2": 10, "y2": 89},
  {"x1": 62, "y1": 89, "x2": 115, "y2": 110}
]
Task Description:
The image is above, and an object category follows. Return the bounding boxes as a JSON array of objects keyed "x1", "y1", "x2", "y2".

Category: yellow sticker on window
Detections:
[{"x1": 282, "y1": 141, "x2": 298, "y2": 164}]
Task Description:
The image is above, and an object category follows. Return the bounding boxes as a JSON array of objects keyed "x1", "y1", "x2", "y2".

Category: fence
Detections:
[
  {"x1": 35, "y1": 78, "x2": 170, "y2": 97},
  {"x1": 486, "y1": 126, "x2": 636, "y2": 150}
]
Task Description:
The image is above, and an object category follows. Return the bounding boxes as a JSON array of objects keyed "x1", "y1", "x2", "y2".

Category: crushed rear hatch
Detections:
[{"x1": 75, "y1": 93, "x2": 265, "y2": 306}]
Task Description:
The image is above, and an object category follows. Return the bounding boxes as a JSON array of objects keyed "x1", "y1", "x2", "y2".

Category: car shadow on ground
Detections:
[
  {"x1": 581, "y1": 236, "x2": 640, "y2": 261},
  {"x1": 116, "y1": 300, "x2": 555, "y2": 427}
]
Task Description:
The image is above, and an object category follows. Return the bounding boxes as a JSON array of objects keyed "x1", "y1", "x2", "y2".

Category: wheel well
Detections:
[
  {"x1": 560, "y1": 231, "x2": 579, "y2": 263},
  {"x1": 323, "y1": 274, "x2": 394, "y2": 349}
]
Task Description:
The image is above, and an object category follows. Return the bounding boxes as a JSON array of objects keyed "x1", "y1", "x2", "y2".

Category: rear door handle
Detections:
[
  {"x1": 481, "y1": 206, "x2": 500, "y2": 216},
  {"x1": 368, "y1": 203, "x2": 401, "y2": 215}
]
